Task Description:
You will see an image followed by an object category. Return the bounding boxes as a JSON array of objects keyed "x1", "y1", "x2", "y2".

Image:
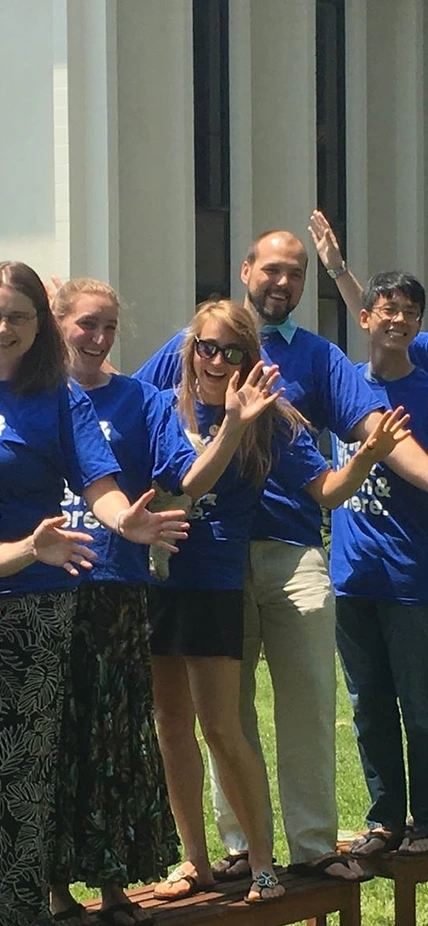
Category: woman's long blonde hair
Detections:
[{"x1": 177, "y1": 299, "x2": 309, "y2": 488}]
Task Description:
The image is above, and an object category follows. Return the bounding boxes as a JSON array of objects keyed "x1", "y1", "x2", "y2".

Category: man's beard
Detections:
[{"x1": 247, "y1": 288, "x2": 295, "y2": 325}]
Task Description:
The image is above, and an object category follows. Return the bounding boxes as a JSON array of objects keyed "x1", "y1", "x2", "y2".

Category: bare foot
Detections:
[{"x1": 153, "y1": 862, "x2": 215, "y2": 900}]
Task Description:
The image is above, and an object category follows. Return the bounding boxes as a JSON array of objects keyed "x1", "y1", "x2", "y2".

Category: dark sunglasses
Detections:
[{"x1": 194, "y1": 336, "x2": 247, "y2": 366}]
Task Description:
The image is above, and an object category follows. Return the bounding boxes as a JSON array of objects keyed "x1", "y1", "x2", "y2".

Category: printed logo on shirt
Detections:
[
  {"x1": 336, "y1": 439, "x2": 391, "y2": 517},
  {"x1": 0, "y1": 415, "x2": 6, "y2": 436},
  {"x1": 100, "y1": 420, "x2": 112, "y2": 442},
  {"x1": 61, "y1": 483, "x2": 103, "y2": 530},
  {"x1": 189, "y1": 493, "x2": 218, "y2": 520}
]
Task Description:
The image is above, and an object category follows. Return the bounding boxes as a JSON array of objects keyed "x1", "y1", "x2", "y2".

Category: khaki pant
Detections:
[{"x1": 209, "y1": 540, "x2": 337, "y2": 863}]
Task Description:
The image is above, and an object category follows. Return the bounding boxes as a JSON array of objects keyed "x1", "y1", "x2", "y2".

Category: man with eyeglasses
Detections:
[
  {"x1": 329, "y1": 271, "x2": 428, "y2": 860},
  {"x1": 134, "y1": 230, "x2": 428, "y2": 882}
]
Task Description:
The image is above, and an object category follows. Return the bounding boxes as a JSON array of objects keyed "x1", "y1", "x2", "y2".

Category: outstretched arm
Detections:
[
  {"x1": 308, "y1": 210, "x2": 364, "y2": 321},
  {"x1": 84, "y1": 479, "x2": 189, "y2": 553},
  {"x1": 0, "y1": 516, "x2": 97, "y2": 578},
  {"x1": 180, "y1": 361, "x2": 283, "y2": 499},
  {"x1": 350, "y1": 410, "x2": 428, "y2": 493},
  {"x1": 306, "y1": 407, "x2": 411, "y2": 507}
]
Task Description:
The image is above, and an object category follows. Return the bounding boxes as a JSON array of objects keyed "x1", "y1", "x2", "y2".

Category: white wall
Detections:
[
  {"x1": 0, "y1": 1, "x2": 57, "y2": 276},
  {"x1": 230, "y1": 0, "x2": 318, "y2": 328},
  {"x1": 345, "y1": 0, "x2": 427, "y2": 359},
  {"x1": 116, "y1": 0, "x2": 195, "y2": 374}
]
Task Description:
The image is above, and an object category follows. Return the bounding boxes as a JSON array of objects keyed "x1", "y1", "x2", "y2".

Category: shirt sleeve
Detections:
[
  {"x1": 409, "y1": 332, "x2": 428, "y2": 372},
  {"x1": 133, "y1": 331, "x2": 186, "y2": 389},
  {"x1": 272, "y1": 425, "x2": 329, "y2": 491},
  {"x1": 313, "y1": 343, "x2": 382, "y2": 439},
  {"x1": 140, "y1": 385, "x2": 197, "y2": 492},
  {"x1": 59, "y1": 381, "x2": 121, "y2": 494}
]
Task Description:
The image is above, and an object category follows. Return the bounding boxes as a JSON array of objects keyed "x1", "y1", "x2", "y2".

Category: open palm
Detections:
[{"x1": 225, "y1": 361, "x2": 283, "y2": 425}]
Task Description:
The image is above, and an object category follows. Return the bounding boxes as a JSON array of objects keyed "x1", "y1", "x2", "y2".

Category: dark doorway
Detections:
[
  {"x1": 193, "y1": 0, "x2": 230, "y2": 304},
  {"x1": 316, "y1": 0, "x2": 347, "y2": 350}
]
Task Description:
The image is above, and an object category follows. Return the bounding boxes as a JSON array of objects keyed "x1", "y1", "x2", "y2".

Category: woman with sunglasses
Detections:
[
  {"x1": 141, "y1": 299, "x2": 409, "y2": 905},
  {"x1": 49, "y1": 280, "x2": 283, "y2": 926}
]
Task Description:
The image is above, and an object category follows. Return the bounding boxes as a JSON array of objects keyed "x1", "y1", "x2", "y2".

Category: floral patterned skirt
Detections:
[
  {"x1": 52, "y1": 582, "x2": 180, "y2": 887},
  {"x1": 0, "y1": 590, "x2": 76, "y2": 926}
]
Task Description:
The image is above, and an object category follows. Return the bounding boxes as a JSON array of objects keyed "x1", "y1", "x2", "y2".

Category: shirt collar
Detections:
[{"x1": 260, "y1": 315, "x2": 298, "y2": 343}]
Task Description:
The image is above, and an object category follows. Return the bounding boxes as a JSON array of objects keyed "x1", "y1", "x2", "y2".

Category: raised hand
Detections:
[
  {"x1": 43, "y1": 275, "x2": 64, "y2": 305},
  {"x1": 358, "y1": 407, "x2": 411, "y2": 463},
  {"x1": 32, "y1": 516, "x2": 97, "y2": 576},
  {"x1": 308, "y1": 210, "x2": 344, "y2": 270},
  {"x1": 225, "y1": 361, "x2": 284, "y2": 426},
  {"x1": 118, "y1": 489, "x2": 190, "y2": 552}
]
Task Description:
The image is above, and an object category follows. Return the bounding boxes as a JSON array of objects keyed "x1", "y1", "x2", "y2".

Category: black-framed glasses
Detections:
[
  {"x1": 194, "y1": 337, "x2": 247, "y2": 365},
  {"x1": 0, "y1": 311, "x2": 37, "y2": 327},
  {"x1": 372, "y1": 306, "x2": 422, "y2": 323}
]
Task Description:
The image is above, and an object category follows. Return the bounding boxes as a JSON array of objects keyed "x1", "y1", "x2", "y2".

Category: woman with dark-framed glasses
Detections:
[{"x1": 0, "y1": 261, "x2": 192, "y2": 926}]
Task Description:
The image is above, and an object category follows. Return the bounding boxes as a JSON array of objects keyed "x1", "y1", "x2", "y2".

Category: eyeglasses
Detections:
[
  {"x1": 372, "y1": 306, "x2": 422, "y2": 323},
  {"x1": 0, "y1": 311, "x2": 37, "y2": 327},
  {"x1": 194, "y1": 337, "x2": 247, "y2": 365}
]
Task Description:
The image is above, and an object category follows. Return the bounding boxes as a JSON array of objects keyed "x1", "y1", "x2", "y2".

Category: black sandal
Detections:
[
  {"x1": 211, "y1": 851, "x2": 250, "y2": 881},
  {"x1": 289, "y1": 855, "x2": 373, "y2": 882},
  {"x1": 397, "y1": 827, "x2": 428, "y2": 856},
  {"x1": 97, "y1": 903, "x2": 153, "y2": 925},
  {"x1": 350, "y1": 829, "x2": 403, "y2": 858}
]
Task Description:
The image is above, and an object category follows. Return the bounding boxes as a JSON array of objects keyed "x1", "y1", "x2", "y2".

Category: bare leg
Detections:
[
  {"x1": 187, "y1": 656, "x2": 284, "y2": 901},
  {"x1": 151, "y1": 654, "x2": 214, "y2": 897}
]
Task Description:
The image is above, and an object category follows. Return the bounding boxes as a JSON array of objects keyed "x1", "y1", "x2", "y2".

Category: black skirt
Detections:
[{"x1": 148, "y1": 585, "x2": 244, "y2": 659}]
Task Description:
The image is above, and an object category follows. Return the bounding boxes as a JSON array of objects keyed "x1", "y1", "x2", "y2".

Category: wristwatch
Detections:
[{"x1": 326, "y1": 260, "x2": 347, "y2": 279}]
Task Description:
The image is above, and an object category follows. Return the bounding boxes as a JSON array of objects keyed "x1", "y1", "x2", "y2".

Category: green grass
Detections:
[{"x1": 72, "y1": 656, "x2": 428, "y2": 925}]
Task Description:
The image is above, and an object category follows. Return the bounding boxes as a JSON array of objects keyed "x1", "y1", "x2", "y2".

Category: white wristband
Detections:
[{"x1": 114, "y1": 509, "x2": 128, "y2": 536}]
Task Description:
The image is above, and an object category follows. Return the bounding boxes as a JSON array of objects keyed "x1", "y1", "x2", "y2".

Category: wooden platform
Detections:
[
  {"x1": 84, "y1": 866, "x2": 361, "y2": 926},
  {"x1": 357, "y1": 851, "x2": 428, "y2": 926}
]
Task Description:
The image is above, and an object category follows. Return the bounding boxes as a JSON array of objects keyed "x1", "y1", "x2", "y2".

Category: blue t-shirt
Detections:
[
  {"x1": 0, "y1": 379, "x2": 120, "y2": 596},
  {"x1": 135, "y1": 331, "x2": 184, "y2": 389},
  {"x1": 331, "y1": 363, "x2": 428, "y2": 603},
  {"x1": 62, "y1": 375, "x2": 197, "y2": 584},
  {"x1": 409, "y1": 331, "x2": 428, "y2": 370},
  {"x1": 135, "y1": 326, "x2": 380, "y2": 547},
  {"x1": 150, "y1": 392, "x2": 329, "y2": 589}
]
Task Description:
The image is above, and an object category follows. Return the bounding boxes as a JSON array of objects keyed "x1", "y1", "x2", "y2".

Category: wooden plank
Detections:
[{"x1": 83, "y1": 867, "x2": 361, "y2": 926}]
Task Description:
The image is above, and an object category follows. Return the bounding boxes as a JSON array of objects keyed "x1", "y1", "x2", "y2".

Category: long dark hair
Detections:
[{"x1": 0, "y1": 262, "x2": 68, "y2": 394}]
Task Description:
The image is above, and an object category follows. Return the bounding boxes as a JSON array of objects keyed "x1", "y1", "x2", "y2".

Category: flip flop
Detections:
[
  {"x1": 244, "y1": 870, "x2": 284, "y2": 905},
  {"x1": 288, "y1": 855, "x2": 373, "y2": 883},
  {"x1": 153, "y1": 864, "x2": 214, "y2": 901},
  {"x1": 211, "y1": 851, "x2": 251, "y2": 881},
  {"x1": 97, "y1": 903, "x2": 153, "y2": 925},
  {"x1": 52, "y1": 904, "x2": 95, "y2": 924},
  {"x1": 397, "y1": 827, "x2": 428, "y2": 856},
  {"x1": 350, "y1": 829, "x2": 403, "y2": 858}
]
